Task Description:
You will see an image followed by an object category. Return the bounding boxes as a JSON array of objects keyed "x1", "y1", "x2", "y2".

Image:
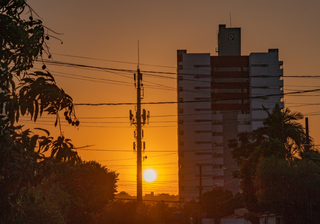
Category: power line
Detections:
[
  {"x1": 75, "y1": 148, "x2": 177, "y2": 152},
  {"x1": 52, "y1": 52, "x2": 177, "y2": 69},
  {"x1": 73, "y1": 88, "x2": 320, "y2": 106},
  {"x1": 46, "y1": 53, "x2": 320, "y2": 79},
  {"x1": 34, "y1": 60, "x2": 320, "y2": 98},
  {"x1": 42, "y1": 59, "x2": 320, "y2": 79}
]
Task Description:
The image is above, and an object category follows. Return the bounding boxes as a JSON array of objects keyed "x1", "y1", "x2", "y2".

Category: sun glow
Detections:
[{"x1": 143, "y1": 169, "x2": 157, "y2": 182}]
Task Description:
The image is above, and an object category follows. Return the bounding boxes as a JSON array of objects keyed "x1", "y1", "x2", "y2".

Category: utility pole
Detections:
[
  {"x1": 305, "y1": 117, "x2": 310, "y2": 151},
  {"x1": 199, "y1": 165, "x2": 202, "y2": 224},
  {"x1": 136, "y1": 67, "x2": 143, "y2": 202},
  {"x1": 129, "y1": 47, "x2": 149, "y2": 203},
  {"x1": 305, "y1": 117, "x2": 313, "y2": 223}
]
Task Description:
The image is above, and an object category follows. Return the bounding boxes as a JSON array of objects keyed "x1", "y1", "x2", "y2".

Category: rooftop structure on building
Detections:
[{"x1": 177, "y1": 24, "x2": 284, "y2": 202}]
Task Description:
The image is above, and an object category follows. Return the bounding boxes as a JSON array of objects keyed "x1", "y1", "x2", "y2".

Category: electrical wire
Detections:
[{"x1": 73, "y1": 87, "x2": 320, "y2": 106}]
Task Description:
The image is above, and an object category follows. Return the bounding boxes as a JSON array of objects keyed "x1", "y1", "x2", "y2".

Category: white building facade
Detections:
[{"x1": 177, "y1": 25, "x2": 284, "y2": 202}]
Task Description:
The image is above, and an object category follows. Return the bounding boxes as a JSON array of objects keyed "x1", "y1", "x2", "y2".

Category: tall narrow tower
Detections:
[{"x1": 130, "y1": 67, "x2": 149, "y2": 202}]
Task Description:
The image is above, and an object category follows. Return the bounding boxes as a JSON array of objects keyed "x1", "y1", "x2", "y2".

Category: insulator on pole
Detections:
[
  {"x1": 141, "y1": 86, "x2": 144, "y2": 99},
  {"x1": 142, "y1": 109, "x2": 146, "y2": 123}
]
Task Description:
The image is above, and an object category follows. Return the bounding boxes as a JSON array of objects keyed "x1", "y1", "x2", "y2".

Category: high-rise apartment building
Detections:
[{"x1": 177, "y1": 24, "x2": 284, "y2": 202}]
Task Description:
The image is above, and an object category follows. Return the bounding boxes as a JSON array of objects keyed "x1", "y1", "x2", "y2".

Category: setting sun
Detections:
[{"x1": 143, "y1": 169, "x2": 157, "y2": 182}]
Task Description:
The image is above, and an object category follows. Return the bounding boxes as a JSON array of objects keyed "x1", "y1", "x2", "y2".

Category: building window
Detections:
[
  {"x1": 178, "y1": 87, "x2": 183, "y2": 92},
  {"x1": 212, "y1": 132, "x2": 222, "y2": 136},
  {"x1": 178, "y1": 119, "x2": 184, "y2": 124},
  {"x1": 195, "y1": 108, "x2": 211, "y2": 111},
  {"x1": 242, "y1": 67, "x2": 249, "y2": 71},
  {"x1": 194, "y1": 97, "x2": 210, "y2": 101},
  {"x1": 213, "y1": 89, "x2": 242, "y2": 93},
  {"x1": 195, "y1": 141, "x2": 211, "y2": 144},
  {"x1": 194, "y1": 119, "x2": 211, "y2": 122},
  {"x1": 212, "y1": 164, "x2": 223, "y2": 169},
  {"x1": 251, "y1": 64, "x2": 268, "y2": 67},
  {"x1": 213, "y1": 77, "x2": 248, "y2": 83},
  {"x1": 194, "y1": 86, "x2": 210, "y2": 90},
  {"x1": 178, "y1": 76, "x2": 183, "y2": 80},
  {"x1": 214, "y1": 100, "x2": 242, "y2": 104},
  {"x1": 212, "y1": 174, "x2": 224, "y2": 179},
  {"x1": 178, "y1": 98, "x2": 183, "y2": 102},
  {"x1": 241, "y1": 110, "x2": 250, "y2": 114},
  {"x1": 178, "y1": 108, "x2": 183, "y2": 114},
  {"x1": 178, "y1": 65, "x2": 183, "y2": 70},
  {"x1": 195, "y1": 75, "x2": 210, "y2": 79},
  {"x1": 179, "y1": 130, "x2": 184, "y2": 135},
  {"x1": 239, "y1": 120, "x2": 251, "y2": 125},
  {"x1": 253, "y1": 86, "x2": 269, "y2": 89},
  {"x1": 242, "y1": 88, "x2": 248, "y2": 93},
  {"x1": 213, "y1": 142, "x2": 223, "y2": 147},
  {"x1": 213, "y1": 153, "x2": 222, "y2": 158},
  {"x1": 213, "y1": 67, "x2": 241, "y2": 72},
  {"x1": 195, "y1": 130, "x2": 211, "y2": 133},
  {"x1": 212, "y1": 120, "x2": 222, "y2": 125}
]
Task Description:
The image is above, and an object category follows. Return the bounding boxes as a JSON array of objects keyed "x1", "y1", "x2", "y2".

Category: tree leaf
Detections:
[
  {"x1": 34, "y1": 100, "x2": 39, "y2": 122},
  {"x1": 34, "y1": 127, "x2": 50, "y2": 136}
]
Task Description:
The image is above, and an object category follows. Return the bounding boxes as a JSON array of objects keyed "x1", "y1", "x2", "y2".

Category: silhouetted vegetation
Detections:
[
  {"x1": 48, "y1": 161, "x2": 118, "y2": 223},
  {"x1": 201, "y1": 187, "x2": 243, "y2": 224},
  {"x1": 1, "y1": 1, "x2": 118, "y2": 223},
  {"x1": 94, "y1": 200, "x2": 184, "y2": 224},
  {"x1": 229, "y1": 104, "x2": 320, "y2": 224}
]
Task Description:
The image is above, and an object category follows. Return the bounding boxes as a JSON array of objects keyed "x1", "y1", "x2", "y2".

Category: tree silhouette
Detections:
[
  {"x1": 1, "y1": 0, "x2": 80, "y2": 220},
  {"x1": 229, "y1": 104, "x2": 320, "y2": 224},
  {"x1": 255, "y1": 104, "x2": 308, "y2": 159}
]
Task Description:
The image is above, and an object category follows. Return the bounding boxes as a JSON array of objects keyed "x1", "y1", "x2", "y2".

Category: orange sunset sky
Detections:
[{"x1": 24, "y1": 0, "x2": 320, "y2": 196}]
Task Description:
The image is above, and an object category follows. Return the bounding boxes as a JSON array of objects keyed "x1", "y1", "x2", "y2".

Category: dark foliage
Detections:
[
  {"x1": 229, "y1": 104, "x2": 320, "y2": 224},
  {"x1": 200, "y1": 187, "x2": 243, "y2": 224},
  {"x1": 0, "y1": 0, "x2": 81, "y2": 221},
  {"x1": 48, "y1": 161, "x2": 118, "y2": 224}
]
